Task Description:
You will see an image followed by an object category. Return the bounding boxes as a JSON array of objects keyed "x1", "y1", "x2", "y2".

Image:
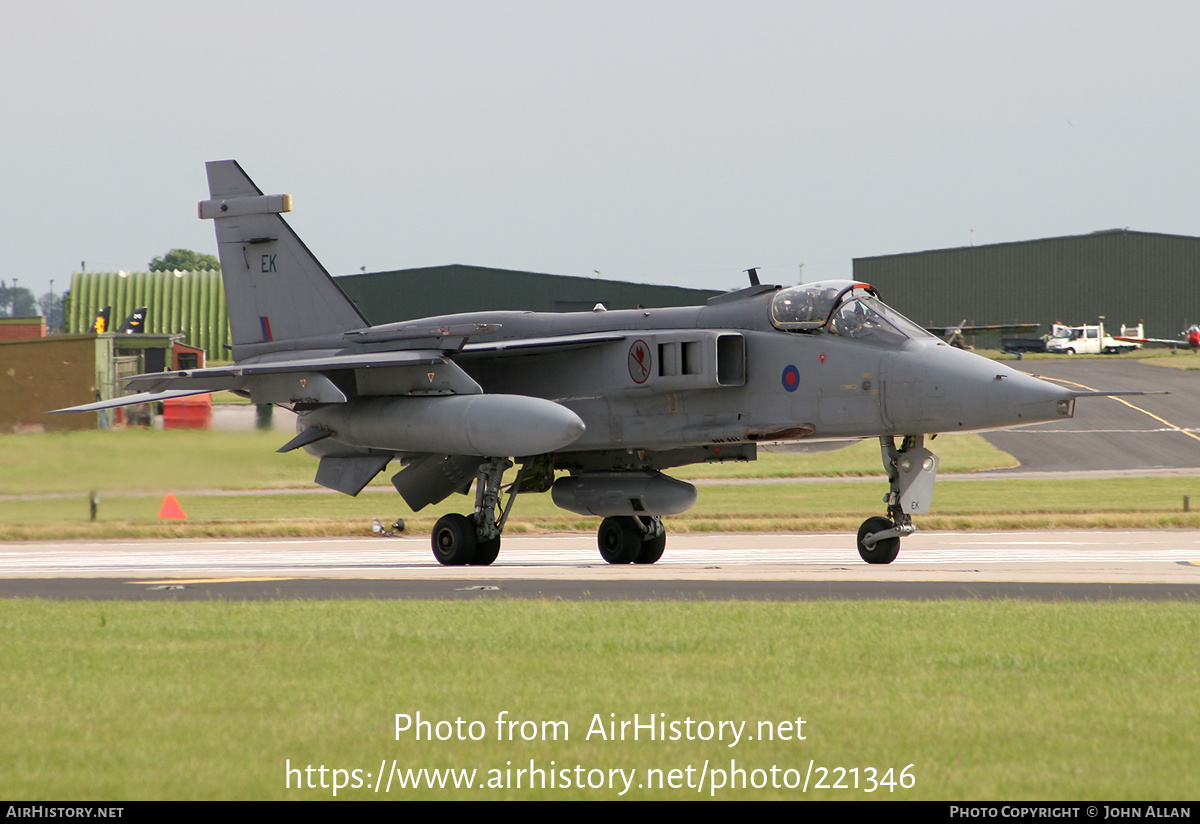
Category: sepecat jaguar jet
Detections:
[{"x1": 57, "y1": 160, "x2": 1120, "y2": 566}]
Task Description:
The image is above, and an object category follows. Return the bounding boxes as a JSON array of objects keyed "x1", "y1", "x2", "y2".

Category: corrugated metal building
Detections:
[
  {"x1": 853, "y1": 230, "x2": 1200, "y2": 341},
  {"x1": 68, "y1": 270, "x2": 229, "y2": 356}
]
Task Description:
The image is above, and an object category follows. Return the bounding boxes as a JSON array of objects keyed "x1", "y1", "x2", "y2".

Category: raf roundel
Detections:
[{"x1": 781, "y1": 364, "x2": 800, "y2": 392}]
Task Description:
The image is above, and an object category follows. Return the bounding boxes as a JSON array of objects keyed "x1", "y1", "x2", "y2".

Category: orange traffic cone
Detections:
[{"x1": 158, "y1": 494, "x2": 187, "y2": 520}]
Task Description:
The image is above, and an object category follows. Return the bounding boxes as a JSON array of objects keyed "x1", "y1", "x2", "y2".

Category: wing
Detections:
[
  {"x1": 51, "y1": 348, "x2": 483, "y2": 413},
  {"x1": 49, "y1": 390, "x2": 215, "y2": 414},
  {"x1": 925, "y1": 323, "x2": 1041, "y2": 337},
  {"x1": 1113, "y1": 335, "x2": 1178, "y2": 346},
  {"x1": 958, "y1": 323, "x2": 1040, "y2": 335}
]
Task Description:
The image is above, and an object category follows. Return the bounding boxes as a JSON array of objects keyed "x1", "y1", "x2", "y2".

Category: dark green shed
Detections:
[
  {"x1": 336, "y1": 264, "x2": 722, "y2": 323},
  {"x1": 854, "y1": 230, "x2": 1200, "y2": 342}
]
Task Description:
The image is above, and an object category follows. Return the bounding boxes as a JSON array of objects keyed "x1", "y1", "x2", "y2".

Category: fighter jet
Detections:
[
  {"x1": 56, "y1": 160, "x2": 1113, "y2": 566},
  {"x1": 117, "y1": 307, "x2": 147, "y2": 334},
  {"x1": 91, "y1": 306, "x2": 111, "y2": 334}
]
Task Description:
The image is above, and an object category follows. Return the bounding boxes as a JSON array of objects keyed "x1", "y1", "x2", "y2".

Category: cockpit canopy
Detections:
[{"x1": 770, "y1": 280, "x2": 935, "y2": 345}]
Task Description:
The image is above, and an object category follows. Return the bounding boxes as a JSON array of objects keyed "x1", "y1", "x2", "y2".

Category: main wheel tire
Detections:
[
  {"x1": 857, "y1": 516, "x2": 900, "y2": 564},
  {"x1": 598, "y1": 516, "x2": 642, "y2": 564},
  {"x1": 432, "y1": 513, "x2": 478, "y2": 565},
  {"x1": 472, "y1": 535, "x2": 501, "y2": 566},
  {"x1": 634, "y1": 531, "x2": 666, "y2": 564}
]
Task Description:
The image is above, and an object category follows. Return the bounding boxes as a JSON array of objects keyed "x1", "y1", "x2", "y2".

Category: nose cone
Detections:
[{"x1": 885, "y1": 343, "x2": 1074, "y2": 433}]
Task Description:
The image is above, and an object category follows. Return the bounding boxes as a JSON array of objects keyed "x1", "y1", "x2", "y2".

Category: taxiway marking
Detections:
[{"x1": 1041, "y1": 375, "x2": 1200, "y2": 443}]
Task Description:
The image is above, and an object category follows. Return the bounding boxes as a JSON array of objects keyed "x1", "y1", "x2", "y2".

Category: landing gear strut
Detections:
[
  {"x1": 856, "y1": 435, "x2": 938, "y2": 564},
  {"x1": 430, "y1": 458, "x2": 525, "y2": 566},
  {"x1": 597, "y1": 515, "x2": 666, "y2": 564}
]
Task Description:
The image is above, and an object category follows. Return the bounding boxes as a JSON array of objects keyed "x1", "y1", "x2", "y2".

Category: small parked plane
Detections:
[
  {"x1": 923, "y1": 321, "x2": 1041, "y2": 350},
  {"x1": 1115, "y1": 325, "x2": 1200, "y2": 352}
]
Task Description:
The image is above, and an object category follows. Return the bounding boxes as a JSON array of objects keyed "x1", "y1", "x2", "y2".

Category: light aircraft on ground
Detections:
[
  {"x1": 1115, "y1": 325, "x2": 1200, "y2": 352},
  {"x1": 56, "y1": 161, "x2": 1135, "y2": 566},
  {"x1": 923, "y1": 321, "x2": 1040, "y2": 350}
]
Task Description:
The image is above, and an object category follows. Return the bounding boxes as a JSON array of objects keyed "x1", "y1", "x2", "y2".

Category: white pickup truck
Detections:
[{"x1": 1045, "y1": 322, "x2": 1143, "y2": 355}]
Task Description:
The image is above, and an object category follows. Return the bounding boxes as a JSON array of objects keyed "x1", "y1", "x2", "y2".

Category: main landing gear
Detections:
[
  {"x1": 856, "y1": 435, "x2": 939, "y2": 565},
  {"x1": 431, "y1": 458, "x2": 524, "y2": 566},
  {"x1": 597, "y1": 515, "x2": 666, "y2": 564},
  {"x1": 429, "y1": 461, "x2": 677, "y2": 567}
]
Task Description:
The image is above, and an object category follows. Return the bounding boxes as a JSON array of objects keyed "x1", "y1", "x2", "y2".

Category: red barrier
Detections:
[{"x1": 162, "y1": 394, "x2": 212, "y2": 430}]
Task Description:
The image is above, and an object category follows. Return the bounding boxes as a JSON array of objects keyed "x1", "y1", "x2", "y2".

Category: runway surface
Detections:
[
  {"x1": 983, "y1": 358, "x2": 1200, "y2": 471},
  {"x1": 3, "y1": 531, "x2": 1199, "y2": 600}
]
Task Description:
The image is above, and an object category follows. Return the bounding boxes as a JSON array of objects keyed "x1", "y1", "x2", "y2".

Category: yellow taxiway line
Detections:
[{"x1": 1042, "y1": 376, "x2": 1200, "y2": 444}]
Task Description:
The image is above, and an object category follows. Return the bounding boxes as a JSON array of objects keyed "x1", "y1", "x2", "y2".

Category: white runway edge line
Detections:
[
  {"x1": 996, "y1": 427, "x2": 1200, "y2": 435},
  {"x1": 2, "y1": 534, "x2": 1200, "y2": 575}
]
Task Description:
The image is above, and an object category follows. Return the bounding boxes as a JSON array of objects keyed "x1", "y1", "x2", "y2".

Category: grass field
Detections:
[
  {"x1": 0, "y1": 428, "x2": 1023, "y2": 539},
  {"x1": 6, "y1": 474, "x2": 1200, "y2": 540},
  {"x1": 973, "y1": 347, "x2": 1181, "y2": 362},
  {"x1": 4, "y1": 411, "x2": 1198, "y2": 801},
  {"x1": 2, "y1": 599, "x2": 1196, "y2": 800},
  {"x1": 1141, "y1": 355, "x2": 1200, "y2": 370},
  {"x1": 0, "y1": 428, "x2": 1014, "y2": 496},
  {"x1": 5, "y1": 428, "x2": 1200, "y2": 539}
]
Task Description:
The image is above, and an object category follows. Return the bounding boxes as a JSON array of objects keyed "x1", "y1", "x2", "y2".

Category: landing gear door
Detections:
[{"x1": 897, "y1": 447, "x2": 939, "y2": 514}]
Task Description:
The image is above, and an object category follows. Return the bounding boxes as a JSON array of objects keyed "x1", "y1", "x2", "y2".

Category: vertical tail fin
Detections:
[
  {"x1": 117, "y1": 307, "x2": 146, "y2": 334},
  {"x1": 200, "y1": 160, "x2": 367, "y2": 351},
  {"x1": 92, "y1": 306, "x2": 111, "y2": 334}
]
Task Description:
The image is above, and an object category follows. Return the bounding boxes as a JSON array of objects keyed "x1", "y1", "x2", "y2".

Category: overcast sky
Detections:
[{"x1": 3, "y1": 0, "x2": 1197, "y2": 300}]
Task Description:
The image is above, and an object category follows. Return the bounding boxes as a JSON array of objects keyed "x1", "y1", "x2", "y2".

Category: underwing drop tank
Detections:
[
  {"x1": 300, "y1": 394, "x2": 585, "y2": 457},
  {"x1": 551, "y1": 471, "x2": 698, "y2": 517}
]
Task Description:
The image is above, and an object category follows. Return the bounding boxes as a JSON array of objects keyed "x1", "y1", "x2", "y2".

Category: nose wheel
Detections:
[{"x1": 856, "y1": 516, "x2": 901, "y2": 564}]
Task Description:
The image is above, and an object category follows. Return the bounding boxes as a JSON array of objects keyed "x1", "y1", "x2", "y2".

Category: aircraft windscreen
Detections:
[
  {"x1": 770, "y1": 282, "x2": 935, "y2": 345},
  {"x1": 769, "y1": 282, "x2": 850, "y2": 330}
]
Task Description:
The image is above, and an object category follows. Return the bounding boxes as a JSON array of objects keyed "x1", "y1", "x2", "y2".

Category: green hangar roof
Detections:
[{"x1": 336, "y1": 264, "x2": 722, "y2": 324}]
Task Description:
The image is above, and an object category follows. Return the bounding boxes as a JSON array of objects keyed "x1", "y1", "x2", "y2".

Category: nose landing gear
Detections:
[{"x1": 856, "y1": 435, "x2": 938, "y2": 564}]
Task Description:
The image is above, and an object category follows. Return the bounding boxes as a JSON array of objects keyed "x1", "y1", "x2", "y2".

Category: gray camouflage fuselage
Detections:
[{"x1": 296, "y1": 292, "x2": 1072, "y2": 468}]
